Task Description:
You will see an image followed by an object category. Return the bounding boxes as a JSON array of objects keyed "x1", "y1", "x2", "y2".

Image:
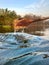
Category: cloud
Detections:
[
  {"x1": 24, "y1": 1, "x2": 40, "y2": 9},
  {"x1": 23, "y1": 0, "x2": 49, "y2": 16},
  {"x1": 9, "y1": 0, "x2": 49, "y2": 16},
  {"x1": 25, "y1": 0, "x2": 47, "y2": 9}
]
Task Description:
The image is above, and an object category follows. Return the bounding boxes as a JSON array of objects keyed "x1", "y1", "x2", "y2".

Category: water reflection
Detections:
[
  {"x1": 31, "y1": 28, "x2": 49, "y2": 40},
  {"x1": 41, "y1": 28, "x2": 49, "y2": 40},
  {"x1": 32, "y1": 31, "x2": 45, "y2": 36}
]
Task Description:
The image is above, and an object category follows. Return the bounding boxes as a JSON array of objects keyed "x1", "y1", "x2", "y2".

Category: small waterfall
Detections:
[
  {"x1": 14, "y1": 29, "x2": 16, "y2": 34},
  {"x1": 22, "y1": 28, "x2": 24, "y2": 33}
]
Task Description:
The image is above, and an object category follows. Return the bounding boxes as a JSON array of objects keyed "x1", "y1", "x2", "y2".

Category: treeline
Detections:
[
  {"x1": 0, "y1": 8, "x2": 42, "y2": 33},
  {"x1": 0, "y1": 8, "x2": 22, "y2": 25}
]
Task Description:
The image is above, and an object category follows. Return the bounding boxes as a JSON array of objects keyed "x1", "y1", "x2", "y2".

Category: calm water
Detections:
[{"x1": 41, "y1": 28, "x2": 49, "y2": 40}]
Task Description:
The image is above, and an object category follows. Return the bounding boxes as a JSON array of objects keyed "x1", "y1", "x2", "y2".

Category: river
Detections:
[
  {"x1": 41, "y1": 28, "x2": 49, "y2": 40},
  {"x1": 0, "y1": 32, "x2": 49, "y2": 65}
]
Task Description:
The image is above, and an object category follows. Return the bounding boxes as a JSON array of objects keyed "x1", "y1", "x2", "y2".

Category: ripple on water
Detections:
[{"x1": 0, "y1": 33, "x2": 49, "y2": 65}]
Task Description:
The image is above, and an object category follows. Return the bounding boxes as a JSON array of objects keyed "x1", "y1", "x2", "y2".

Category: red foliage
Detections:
[{"x1": 16, "y1": 19, "x2": 32, "y2": 26}]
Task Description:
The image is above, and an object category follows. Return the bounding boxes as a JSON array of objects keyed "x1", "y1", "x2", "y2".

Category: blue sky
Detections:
[{"x1": 0, "y1": 0, "x2": 49, "y2": 16}]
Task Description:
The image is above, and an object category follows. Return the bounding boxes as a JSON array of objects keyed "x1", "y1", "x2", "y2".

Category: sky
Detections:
[{"x1": 0, "y1": 0, "x2": 49, "y2": 16}]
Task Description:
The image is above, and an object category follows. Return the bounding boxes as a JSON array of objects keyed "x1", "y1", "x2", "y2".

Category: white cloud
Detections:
[
  {"x1": 8, "y1": 0, "x2": 49, "y2": 16},
  {"x1": 23, "y1": 0, "x2": 49, "y2": 16},
  {"x1": 25, "y1": 0, "x2": 46, "y2": 9}
]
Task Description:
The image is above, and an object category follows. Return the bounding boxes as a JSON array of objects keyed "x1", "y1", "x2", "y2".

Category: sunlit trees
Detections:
[
  {"x1": 0, "y1": 8, "x2": 20, "y2": 32},
  {"x1": 23, "y1": 14, "x2": 42, "y2": 21}
]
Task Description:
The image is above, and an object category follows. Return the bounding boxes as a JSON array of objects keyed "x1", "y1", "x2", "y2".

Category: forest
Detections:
[{"x1": 0, "y1": 8, "x2": 48, "y2": 33}]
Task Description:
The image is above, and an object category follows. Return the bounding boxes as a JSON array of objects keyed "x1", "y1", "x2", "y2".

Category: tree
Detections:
[
  {"x1": 23, "y1": 14, "x2": 42, "y2": 21},
  {"x1": 0, "y1": 8, "x2": 21, "y2": 32},
  {"x1": 0, "y1": 15, "x2": 5, "y2": 25}
]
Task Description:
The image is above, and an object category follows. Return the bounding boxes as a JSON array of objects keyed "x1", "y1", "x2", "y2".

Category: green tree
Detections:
[{"x1": 0, "y1": 8, "x2": 21, "y2": 32}]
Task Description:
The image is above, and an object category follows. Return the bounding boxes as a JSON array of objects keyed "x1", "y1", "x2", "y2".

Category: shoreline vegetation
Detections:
[{"x1": 0, "y1": 8, "x2": 49, "y2": 36}]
